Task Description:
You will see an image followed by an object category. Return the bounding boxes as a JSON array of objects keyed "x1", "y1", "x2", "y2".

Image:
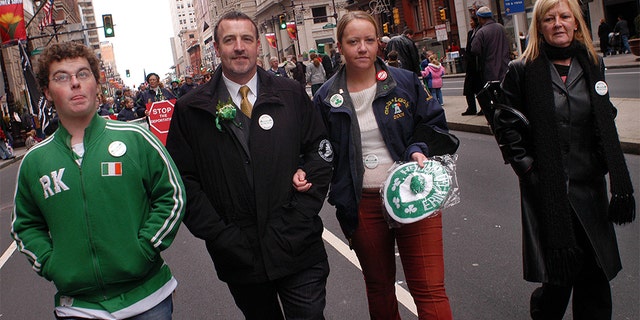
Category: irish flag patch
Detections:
[{"x1": 101, "y1": 162, "x2": 122, "y2": 176}]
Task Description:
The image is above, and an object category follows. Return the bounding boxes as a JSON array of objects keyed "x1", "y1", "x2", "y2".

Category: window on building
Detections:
[
  {"x1": 312, "y1": 7, "x2": 328, "y2": 24},
  {"x1": 413, "y1": 1, "x2": 423, "y2": 30},
  {"x1": 426, "y1": 0, "x2": 434, "y2": 26}
]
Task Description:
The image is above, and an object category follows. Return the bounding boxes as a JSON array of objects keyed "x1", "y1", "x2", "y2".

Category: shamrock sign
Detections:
[{"x1": 383, "y1": 161, "x2": 451, "y2": 223}]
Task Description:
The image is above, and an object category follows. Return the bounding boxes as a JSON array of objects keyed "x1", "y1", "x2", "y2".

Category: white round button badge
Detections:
[
  {"x1": 594, "y1": 81, "x2": 608, "y2": 96},
  {"x1": 363, "y1": 154, "x2": 379, "y2": 169},
  {"x1": 258, "y1": 114, "x2": 274, "y2": 130},
  {"x1": 330, "y1": 94, "x2": 344, "y2": 108},
  {"x1": 108, "y1": 141, "x2": 127, "y2": 157}
]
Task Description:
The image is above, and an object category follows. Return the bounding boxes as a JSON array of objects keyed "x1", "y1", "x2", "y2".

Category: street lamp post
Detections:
[{"x1": 290, "y1": 0, "x2": 306, "y2": 57}]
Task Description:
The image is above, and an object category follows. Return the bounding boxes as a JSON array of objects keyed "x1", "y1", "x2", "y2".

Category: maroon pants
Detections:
[{"x1": 351, "y1": 192, "x2": 453, "y2": 320}]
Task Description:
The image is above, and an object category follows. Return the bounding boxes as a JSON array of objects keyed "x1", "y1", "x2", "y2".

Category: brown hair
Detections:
[
  {"x1": 337, "y1": 11, "x2": 378, "y2": 44},
  {"x1": 36, "y1": 42, "x2": 101, "y2": 92},
  {"x1": 214, "y1": 11, "x2": 258, "y2": 44}
]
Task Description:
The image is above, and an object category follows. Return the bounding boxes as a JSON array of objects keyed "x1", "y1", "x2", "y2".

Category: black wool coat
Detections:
[{"x1": 166, "y1": 67, "x2": 333, "y2": 284}]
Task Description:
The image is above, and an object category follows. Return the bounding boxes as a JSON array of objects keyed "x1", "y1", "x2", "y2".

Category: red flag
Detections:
[
  {"x1": 265, "y1": 33, "x2": 277, "y2": 49},
  {"x1": 39, "y1": 0, "x2": 54, "y2": 30},
  {"x1": 0, "y1": 1, "x2": 26, "y2": 44},
  {"x1": 286, "y1": 22, "x2": 297, "y2": 40}
]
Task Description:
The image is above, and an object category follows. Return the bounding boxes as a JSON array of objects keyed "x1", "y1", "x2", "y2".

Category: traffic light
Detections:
[
  {"x1": 392, "y1": 8, "x2": 400, "y2": 25},
  {"x1": 439, "y1": 8, "x2": 447, "y2": 21},
  {"x1": 383, "y1": 22, "x2": 389, "y2": 34},
  {"x1": 278, "y1": 15, "x2": 286, "y2": 30},
  {"x1": 102, "y1": 14, "x2": 114, "y2": 37},
  {"x1": 126, "y1": 69, "x2": 130, "y2": 78}
]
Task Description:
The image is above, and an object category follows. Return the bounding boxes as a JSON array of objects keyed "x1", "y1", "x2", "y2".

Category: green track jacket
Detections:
[{"x1": 12, "y1": 114, "x2": 185, "y2": 315}]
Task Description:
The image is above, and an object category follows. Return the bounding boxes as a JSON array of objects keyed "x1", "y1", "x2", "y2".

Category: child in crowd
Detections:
[
  {"x1": 0, "y1": 126, "x2": 15, "y2": 160},
  {"x1": 386, "y1": 50, "x2": 401, "y2": 68},
  {"x1": 25, "y1": 129, "x2": 39, "y2": 150},
  {"x1": 422, "y1": 55, "x2": 445, "y2": 105}
]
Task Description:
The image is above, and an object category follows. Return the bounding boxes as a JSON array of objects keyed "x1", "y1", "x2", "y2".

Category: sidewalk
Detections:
[
  {"x1": 444, "y1": 51, "x2": 640, "y2": 79},
  {"x1": 443, "y1": 95, "x2": 639, "y2": 155},
  {"x1": 441, "y1": 52, "x2": 639, "y2": 155}
]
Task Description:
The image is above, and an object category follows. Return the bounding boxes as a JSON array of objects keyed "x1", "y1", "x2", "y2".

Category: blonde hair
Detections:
[{"x1": 521, "y1": 0, "x2": 598, "y2": 64}]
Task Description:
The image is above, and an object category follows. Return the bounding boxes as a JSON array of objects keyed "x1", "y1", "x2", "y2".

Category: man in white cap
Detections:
[
  {"x1": 470, "y1": 6, "x2": 510, "y2": 115},
  {"x1": 179, "y1": 74, "x2": 197, "y2": 96},
  {"x1": 378, "y1": 36, "x2": 391, "y2": 60}
]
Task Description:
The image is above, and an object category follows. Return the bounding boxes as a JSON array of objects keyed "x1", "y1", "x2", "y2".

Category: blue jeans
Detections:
[
  {"x1": 621, "y1": 34, "x2": 631, "y2": 53},
  {"x1": 431, "y1": 88, "x2": 444, "y2": 106},
  {"x1": 128, "y1": 295, "x2": 173, "y2": 320},
  {"x1": 0, "y1": 141, "x2": 13, "y2": 159},
  {"x1": 55, "y1": 295, "x2": 173, "y2": 320}
]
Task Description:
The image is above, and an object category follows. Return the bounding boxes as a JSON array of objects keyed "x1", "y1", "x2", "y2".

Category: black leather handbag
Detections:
[{"x1": 414, "y1": 124, "x2": 460, "y2": 156}]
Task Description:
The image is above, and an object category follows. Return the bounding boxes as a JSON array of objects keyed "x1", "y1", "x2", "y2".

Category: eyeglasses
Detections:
[{"x1": 50, "y1": 69, "x2": 94, "y2": 83}]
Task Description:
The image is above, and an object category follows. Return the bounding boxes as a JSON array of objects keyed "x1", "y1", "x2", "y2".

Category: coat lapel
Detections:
[{"x1": 210, "y1": 69, "x2": 252, "y2": 159}]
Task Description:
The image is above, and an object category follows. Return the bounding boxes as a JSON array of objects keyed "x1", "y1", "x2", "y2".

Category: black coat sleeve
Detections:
[
  {"x1": 498, "y1": 61, "x2": 534, "y2": 177},
  {"x1": 294, "y1": 84, "x2": 333, "y2": 216}
]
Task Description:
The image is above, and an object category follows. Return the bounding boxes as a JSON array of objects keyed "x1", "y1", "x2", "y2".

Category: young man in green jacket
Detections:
[{"x1": 12, "y1": 42, "x2": 185, "y2": 319}]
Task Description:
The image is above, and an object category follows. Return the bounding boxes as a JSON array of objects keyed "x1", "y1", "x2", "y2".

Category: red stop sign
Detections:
[{"x1": 147, "y1": 99, "x2": 176, "y2": 145}]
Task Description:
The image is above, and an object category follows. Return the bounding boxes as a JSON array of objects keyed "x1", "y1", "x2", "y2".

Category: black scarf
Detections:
[{"x1": 524, "y1": 41, "x2": 635, "y2": 285}]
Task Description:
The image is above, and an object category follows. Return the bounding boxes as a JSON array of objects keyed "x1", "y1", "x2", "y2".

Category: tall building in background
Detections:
[
  {"x1": 193, "y1": 0, "x2": 216, "y2": 72},
  {"x1": 169, "y1": 0, "x2": 198, "y2": 78},
  {"x1": 99, "y1": 41, "x2": 123, "y2": 95},
  {"x1": 100, "y1": 41, "x2": 117, "y2": 71},
  {"x1": 77, "y1": 0, "x2": 100, "y2": 51}
]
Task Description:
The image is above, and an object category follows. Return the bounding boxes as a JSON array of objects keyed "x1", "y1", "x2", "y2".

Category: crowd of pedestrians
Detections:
[{"x1": 8, "y1": 2, "x2": 636, "y2": 319}]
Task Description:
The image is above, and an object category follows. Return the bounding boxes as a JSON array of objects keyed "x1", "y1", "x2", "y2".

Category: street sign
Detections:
[
  {"x1": 322, "y1": 23, "x2": 336, "y2": 29},
  {"x1": 31, "y1": 47, "x2": 45, "y2": 55},
  {"x1": 504, "y1": 0, "x2": 525, "y2": 15},
  {"x1": 435, "y1": 24, "x2": 448, "y2": 41},
  {"x1": 147, "y1": 99, "x2": 176, "y2": 145}
]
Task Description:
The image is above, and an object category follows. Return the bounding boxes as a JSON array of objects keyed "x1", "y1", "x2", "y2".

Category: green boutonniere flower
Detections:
[{"x1": 215, "y1": 98, "x2": 241, "y2": 131}]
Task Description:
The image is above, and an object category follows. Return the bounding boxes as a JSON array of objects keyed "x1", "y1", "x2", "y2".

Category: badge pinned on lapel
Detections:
[
  {"x1": 594, "y1": 81, "x2": 608, "y2": 96},
  {"x1": 330, "y1": 94, "x2": 344, "y2": 108},
  {"x1": 258, "y1": 114, "x2": 274, "y2": 130},
  {"x1": 376, "y1": 70, "x2": 388, "y2": 81}
]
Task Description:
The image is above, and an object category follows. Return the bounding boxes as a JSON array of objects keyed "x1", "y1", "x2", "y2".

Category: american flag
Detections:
[{"x1": 39, "y1": 0, "x2": 55, "y2": 31}]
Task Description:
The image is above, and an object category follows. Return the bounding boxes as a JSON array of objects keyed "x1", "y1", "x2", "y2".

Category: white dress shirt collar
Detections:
[{"x1": 222, "y1": 72, "x2": 258, "y2": 107}]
